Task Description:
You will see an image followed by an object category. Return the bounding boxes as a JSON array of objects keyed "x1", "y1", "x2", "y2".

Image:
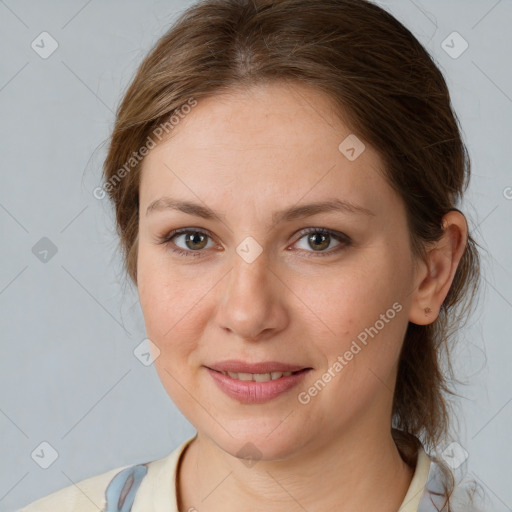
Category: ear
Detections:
[{"x1": 408, "y1": 211, "x2": 468, "y2": 325}]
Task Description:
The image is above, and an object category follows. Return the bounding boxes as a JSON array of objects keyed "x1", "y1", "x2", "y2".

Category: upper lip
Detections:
[{"x1": 206, "y1": 360, "x2": 310, "y2": 374}]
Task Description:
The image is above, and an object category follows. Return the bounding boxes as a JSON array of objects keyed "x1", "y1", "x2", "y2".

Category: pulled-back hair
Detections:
[{"x1": 101, "y1": 1, "x2": 483, "y2": 508}]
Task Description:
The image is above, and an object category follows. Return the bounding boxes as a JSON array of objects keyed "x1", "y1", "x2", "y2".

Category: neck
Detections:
[{"x1": 177, "y1": 426, "x2": 415, "y2": 512}]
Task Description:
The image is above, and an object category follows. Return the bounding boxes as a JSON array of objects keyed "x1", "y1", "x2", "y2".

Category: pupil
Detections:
[
  {"x1": 310, "y1": 233, "x2": 328, "y2": 250},
  {"x1": 187, "y1": 232, "x2": 206, "y2": 249}
]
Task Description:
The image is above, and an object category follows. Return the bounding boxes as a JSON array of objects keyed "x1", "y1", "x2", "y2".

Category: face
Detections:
[{"x1": 137, "y1": 82, "x2": 419, "y2": 461}]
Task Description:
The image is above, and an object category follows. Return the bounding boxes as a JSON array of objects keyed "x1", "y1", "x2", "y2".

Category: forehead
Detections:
[{"x1": 139, "y1": 82, "x2": 401, "y2": 223}]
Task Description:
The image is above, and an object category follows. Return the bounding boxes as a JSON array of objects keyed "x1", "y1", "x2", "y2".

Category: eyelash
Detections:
[{"x1": 156, "y1": 227, "x2": 352, "y2": 259}]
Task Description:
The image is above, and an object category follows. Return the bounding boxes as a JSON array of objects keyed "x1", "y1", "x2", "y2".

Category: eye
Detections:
[
  {"x1": 157, "y1": 228, "x2": 216, "y2": 258},
  {"x1": 292, "y1": 227, "x2": 351, "y2": 258},
  {"x1": 156, "y1": 227, "x2": 351, "y2": 258}
]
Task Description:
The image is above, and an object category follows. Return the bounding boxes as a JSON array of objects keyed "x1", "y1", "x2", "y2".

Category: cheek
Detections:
[
  {"x1": 138, "y1": 244, "x2": 195, "y2": 332},
  {"x1": 136, "y1": 247, "x2": 217, "y2": 384},
  {"x1": 304, "y1": 259, "x2": 408, "y2": 373},
  {"x1": 137, "y1": 264, "x2": 201, "y2": 408}
]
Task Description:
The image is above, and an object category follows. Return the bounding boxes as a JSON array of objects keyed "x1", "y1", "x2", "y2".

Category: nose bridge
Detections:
[
  {"x1": 227, "y1": 240, "x2": 271, "y2": 302},
  {"x1": 216, "y1": 241, "x2": 282, "y2": 339}
]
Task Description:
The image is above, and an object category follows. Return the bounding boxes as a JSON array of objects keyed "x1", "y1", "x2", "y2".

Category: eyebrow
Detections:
[{"x1": 145, "y1": 196, "x2": 375, "y2": 225}]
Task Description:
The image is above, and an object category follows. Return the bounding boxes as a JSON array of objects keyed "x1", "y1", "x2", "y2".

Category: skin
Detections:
[{"x1": 136, "y1": 81, "x2": 468, "y2": 512}]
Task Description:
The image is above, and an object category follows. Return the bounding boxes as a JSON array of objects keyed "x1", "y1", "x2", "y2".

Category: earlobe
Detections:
[
  {"x1": 408, "y1": 256, "x2": 438, "y2": 326},
  {"x1": 408, "y1": 211, "x2": 468, "y2": 326}
]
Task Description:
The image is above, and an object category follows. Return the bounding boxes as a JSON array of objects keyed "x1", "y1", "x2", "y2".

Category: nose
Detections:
[{"x1": 214, "y1": 248, "x2": 289, "y2": 342}]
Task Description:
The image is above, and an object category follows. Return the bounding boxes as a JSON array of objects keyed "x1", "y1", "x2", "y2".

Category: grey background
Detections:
[{"x1": 0, "y1": 0, "x2": 510, "y2": 510}]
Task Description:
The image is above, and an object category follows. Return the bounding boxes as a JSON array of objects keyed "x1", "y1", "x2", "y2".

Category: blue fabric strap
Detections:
[{"x1": 103, "y1": 464, "x2": 148, "y2": 512}]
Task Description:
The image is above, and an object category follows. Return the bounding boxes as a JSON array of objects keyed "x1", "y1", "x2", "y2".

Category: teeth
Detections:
[{"x1": 223, "y1": 371, "x2": 294, "y2": 382}]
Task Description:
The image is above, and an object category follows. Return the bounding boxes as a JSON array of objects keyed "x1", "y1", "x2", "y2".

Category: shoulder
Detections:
[
  {"x1": 419, "y1": 454, "x2": 488, "y2": 512},
  {"x1": 16, "y1": 440, "x2": 188, "y2": 512},
  {"x1": 17, "y1": 463, "x2": 136, "y2": 512}
]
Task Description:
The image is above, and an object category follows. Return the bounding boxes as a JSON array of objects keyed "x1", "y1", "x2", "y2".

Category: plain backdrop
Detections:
[{"x1": 0, "y1": 1, "x2": 511, "y2": 510}]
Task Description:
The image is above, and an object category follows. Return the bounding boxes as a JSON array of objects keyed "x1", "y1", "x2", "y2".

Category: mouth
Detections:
[
  {"x1": 208, "y1": 368, "x2": 309, "y2": 382},
  {"x1": 204, "y1": 363, "x2": 312, "y2": 404},
  {"x1": 206, "y1": 359, "x2": 311, "y2": 374}
]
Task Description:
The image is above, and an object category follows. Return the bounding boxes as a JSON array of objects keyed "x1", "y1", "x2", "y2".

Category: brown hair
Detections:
[{"x1": 101, "y1": 0, "x2": 482, "y2": 507}]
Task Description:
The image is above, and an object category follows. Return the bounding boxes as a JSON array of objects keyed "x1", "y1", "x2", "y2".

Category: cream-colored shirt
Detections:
[{"x1": 17, "y1": 435, "x2": 472, "y2": 511}]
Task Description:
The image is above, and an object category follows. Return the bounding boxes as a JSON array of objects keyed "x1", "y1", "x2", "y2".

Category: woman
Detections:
[{"x1": 20, "y1": 0, "x2": 485, "y2": 510}]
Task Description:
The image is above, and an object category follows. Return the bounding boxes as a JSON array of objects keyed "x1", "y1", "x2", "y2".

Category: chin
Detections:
[{"x1": 205, "y1": 420, "x2": 311, "y2": 463}]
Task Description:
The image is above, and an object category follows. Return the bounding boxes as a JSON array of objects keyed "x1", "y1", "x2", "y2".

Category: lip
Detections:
[
  {"x1": 206, "y1": 359, "x2": 309, "y2": 373},
  {"x1": 205, "y1": 366, "x2": 312, "y2": 404}
]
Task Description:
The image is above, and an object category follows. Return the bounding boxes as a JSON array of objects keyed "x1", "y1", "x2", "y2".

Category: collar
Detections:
[{"x1": 148, "y1": 435, "x2": 455, "y2": 512}]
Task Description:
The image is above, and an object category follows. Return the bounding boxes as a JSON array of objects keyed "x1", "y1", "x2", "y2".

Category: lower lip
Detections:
[{"x1": 206, "y1": 367, "x2": 311, "y2": 404}]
